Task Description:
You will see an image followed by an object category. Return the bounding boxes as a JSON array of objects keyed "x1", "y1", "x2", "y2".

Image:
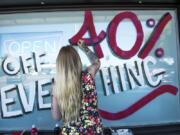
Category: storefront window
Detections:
[{"x1": 0, "y1": 9, "x2": 179, "y2": 130}]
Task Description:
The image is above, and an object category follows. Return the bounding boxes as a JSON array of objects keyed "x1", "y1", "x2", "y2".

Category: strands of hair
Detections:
[{"x1": 55, "y1": 46, "x2": 82, "y2": 122}]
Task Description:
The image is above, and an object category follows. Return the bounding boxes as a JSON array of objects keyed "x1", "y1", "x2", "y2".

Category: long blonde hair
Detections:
[{"x1": 55, "y1": 46, "x2": 82, "y2": 122}]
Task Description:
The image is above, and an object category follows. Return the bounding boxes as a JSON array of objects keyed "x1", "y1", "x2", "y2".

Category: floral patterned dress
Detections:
[{"x1": 61, "y1": 71, "x2": 103, "y2": 135}]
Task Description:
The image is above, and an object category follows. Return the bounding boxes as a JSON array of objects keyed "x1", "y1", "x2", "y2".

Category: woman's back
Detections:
[
  {"x1": 61, "y1": 71, "x2": 103, "y2": 135},
  {"x1": 51, "y1": 40, "x2": 103, "y2": 135}
]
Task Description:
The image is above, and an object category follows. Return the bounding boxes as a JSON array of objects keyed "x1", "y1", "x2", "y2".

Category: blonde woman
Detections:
[{"x1": 51, "y1": 40, "x2": 103, "y2": 135}]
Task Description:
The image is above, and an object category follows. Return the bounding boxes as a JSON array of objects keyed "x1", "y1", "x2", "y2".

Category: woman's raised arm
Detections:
[{"x1": 77, "y1": 39, "x2": 101, "y2": 78}]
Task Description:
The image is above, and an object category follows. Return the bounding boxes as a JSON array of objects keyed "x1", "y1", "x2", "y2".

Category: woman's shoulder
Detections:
[
  {"x1": 81, "y1": 70, "x2": 94, "y2": 83},
  {"x1": 81, "y1": 70, "x2": 93, "y2": 78}
]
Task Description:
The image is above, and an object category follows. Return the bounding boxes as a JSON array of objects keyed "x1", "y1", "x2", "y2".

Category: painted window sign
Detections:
[{"x1": 0, "y1": 10, "x2": 179, "y2": 130}]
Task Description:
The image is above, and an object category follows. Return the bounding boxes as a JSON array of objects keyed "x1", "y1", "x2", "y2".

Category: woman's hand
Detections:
[{"x1": 77, "y1": 39, "x2": 87, "y2": 50}]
